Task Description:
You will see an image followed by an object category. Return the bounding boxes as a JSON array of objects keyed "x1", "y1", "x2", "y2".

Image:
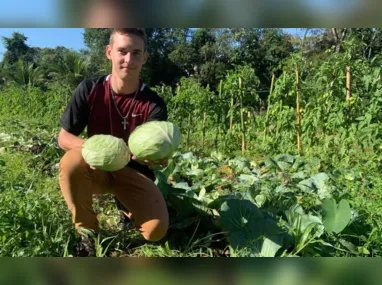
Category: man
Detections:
[{"x1": 57, "y1": 28, "x2": 169, "y2": 256}]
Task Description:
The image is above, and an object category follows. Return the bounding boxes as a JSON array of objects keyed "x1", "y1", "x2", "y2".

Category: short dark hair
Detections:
[{"x1": 109, "y1": 28, "x2": 147, "y2": 51}]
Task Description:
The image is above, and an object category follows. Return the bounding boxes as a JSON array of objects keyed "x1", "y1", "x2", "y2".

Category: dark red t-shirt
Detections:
[{"x1": 59, "y1": 74, "x2": 168, "y2": 180}]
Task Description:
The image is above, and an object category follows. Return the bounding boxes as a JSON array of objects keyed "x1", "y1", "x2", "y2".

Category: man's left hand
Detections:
[{"x1": 132, "y1": 156, "x2": 168, "y2": 169}]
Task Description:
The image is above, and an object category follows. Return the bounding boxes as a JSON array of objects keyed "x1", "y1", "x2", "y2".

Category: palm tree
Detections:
[
  {"x1": 49, "y1": 51, "x2": 90, "y2": 88},
  {"x1": 11, "y1": 60, "x2": 45, "y2": 87}
]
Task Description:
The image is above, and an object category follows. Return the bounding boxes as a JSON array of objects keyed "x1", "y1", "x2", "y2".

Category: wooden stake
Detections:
[
  {"x1": 266, "y1": 74, "x2": 275, "y2": 126},
  {"x1": 229, "y1": 94, "x2": 233, "y2": 130},
  {"x1": 215, "y1": 80, "x2": 222, "y2": 151},
  {"x1": 346, "y1": 66, "x2": 351, "y2": 101},
  {"x1": 187, "y1": 112, "x2": 191, "y2": 150},
  {"x1": 202, "y1": 112, "x2": 206, "y2": 148},
  {"x1": 264, "y1": 74, "x2": 276, "y2": 140},
  {"x1": 239, "y1": 77, "x2": 246, "y2": 153},
  {"x1": 296, "y1": 69, "x2": 302, "y2": 155}
]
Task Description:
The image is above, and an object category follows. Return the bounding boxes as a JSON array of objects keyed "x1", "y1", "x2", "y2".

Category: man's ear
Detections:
[{"x1": 105, "y1": 45, "x2": 112, "y2": 60}]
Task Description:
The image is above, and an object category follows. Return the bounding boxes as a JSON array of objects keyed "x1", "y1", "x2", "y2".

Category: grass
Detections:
[{"x1": 1, "y1": 110, "x2": 382, "y2": 257}]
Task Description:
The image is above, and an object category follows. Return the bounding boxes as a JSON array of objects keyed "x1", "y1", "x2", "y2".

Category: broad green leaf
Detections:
[
  {"x1": 173, "y1": 182, "x2": 191, "y2": 191},
  {"x1": 220, "y1": 199, "x2": 264, "y2": 248},
  {"x1": 259, "y1": 235, "x2": 284, "y2": 257},
  {"x1": 255, "y1": 194, "x2": 266, "y2": 208},
  {"x1": 155, "y1": 172, "x2": 186, "y2": 198},
  {"x1": 156, "y1": 178, "x2": 184, "y2": 198},
  {"x1": 291, "y1": 157, "x2": 305, "y2": 171},
  {"x1": 238, "y1": 174, "x2": 259, "y2": 185},
  {"x1": 184, "y1": 189, "x2": 198, "y2": 199},
  {"x1": 297, "y1": 172, "x2": 331, "y2": 199},
  {"x1": 210, "y1": 151, "x2": 225, "y2": 161},
  {"x1": 274, "y1": 154, "x2": 295, "y2": 171},
  {"x1": 198, "y1": 187, "x2": 206, "y2": 200},
  {"x1": 322, "y1": 199, "x2": 351, "y2": 234},
  {"x1": 228, "y1": 157, "x2": 251, "y2": 172},
  {"x1": 171, "y1": 217, "x2": 200, "y2": 230},
  {"x1": 167, "y1": 194, "x2": 197, "y2": 217},
  {"x1": 291, "y1": 171, "x2": 308, "y2": 180},
  {"x1": 169, "y1": 193, "x2": 212, "y2": 218},
  {"x1": 186, "y1": 169, "x2": 204, "y2": 178},
  {"x1": 301, "y1": 214, "x2": 324, "y2": 238},
  {"x1": 208, "y1": 195, "x2": 237, "y2": 210},
  {"x1": 274, "y1": 154, "x2": 295, "y2": 163},
  {"x1": 182, "y1": 152, "x2": 197, "y2": 161},
  {"x1": 275, "y1": 185, "x2": 291, "y2": 194}
]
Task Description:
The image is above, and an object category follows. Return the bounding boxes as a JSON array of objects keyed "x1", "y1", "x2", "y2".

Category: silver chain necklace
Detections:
[{"x1": 110, "y1": 81, "x2": 140, "y2": 130}]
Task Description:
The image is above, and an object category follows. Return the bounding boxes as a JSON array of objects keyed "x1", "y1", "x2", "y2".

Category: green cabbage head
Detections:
[
  {"x1": 128, "y1": 121, "x2": 181, "y2": 162},
  {"x1": 82, "y1": 134, "x2": 130, "y2": 171}
]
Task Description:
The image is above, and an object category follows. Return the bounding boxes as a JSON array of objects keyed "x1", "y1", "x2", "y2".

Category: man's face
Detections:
[{"x1": 106, "y1": 32, "x2": 148, "y2": 80}]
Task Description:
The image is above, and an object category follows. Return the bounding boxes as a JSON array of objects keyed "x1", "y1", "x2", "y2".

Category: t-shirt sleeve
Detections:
[
  {"x1": 147, "y1": 96, "x2": 168, "y2": 122},
  {"x1": 59, "y1": 80, "x2": 90, "y2": 136}
]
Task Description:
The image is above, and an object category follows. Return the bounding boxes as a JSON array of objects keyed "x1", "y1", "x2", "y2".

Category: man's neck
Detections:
[{"x1": 111, "y1": 75, "x2": 140, "y2": 95}]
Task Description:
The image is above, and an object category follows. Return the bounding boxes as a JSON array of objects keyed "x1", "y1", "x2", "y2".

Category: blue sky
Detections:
[
  {"x1": 0, "y1": 28, "x2": 306, "y2": 61},
  {"x1": 0, "y1": 28, "x2": 85, "y2": 60}
]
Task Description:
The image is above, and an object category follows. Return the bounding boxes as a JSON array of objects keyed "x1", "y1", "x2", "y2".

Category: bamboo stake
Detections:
[
  {"x1": 215, "y1": 80, "x2": 222, "y2": 151},
  {"x1": 202, "y1": 112, "x2": 206, "y2": 148},
  {"x1": 264, "y1": 74, "x2": 275, "y2": 139},
  {"x1": 296, "y1": 69, "x2": 302, "y2": 155},
  {"x1": 229, "y1": 94, "x2": 234, "y2": 130},
  {"x1": 187, "y1": 112, "x2": 191, "y2": 150},
  {"x1": 239, "y1": 77, "x2": 246, "y2": 153},
  {"x1": 346, "y1": 66, "x2": 351, "y2": 101}
]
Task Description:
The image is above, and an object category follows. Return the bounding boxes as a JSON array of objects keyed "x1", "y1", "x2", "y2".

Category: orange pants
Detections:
[{"x1": 58, "y1": 149, "x2": 169, "y2": 241}]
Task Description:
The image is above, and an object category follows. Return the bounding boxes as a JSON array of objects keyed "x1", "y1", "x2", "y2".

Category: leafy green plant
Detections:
[{"x1": 322, "y1": 199, "x2": 351, "y2": 234}]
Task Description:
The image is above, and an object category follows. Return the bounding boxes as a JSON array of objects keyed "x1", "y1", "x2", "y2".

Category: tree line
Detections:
[{"x1": 1, "y1": 28, "x2": 382, "y2": 97}]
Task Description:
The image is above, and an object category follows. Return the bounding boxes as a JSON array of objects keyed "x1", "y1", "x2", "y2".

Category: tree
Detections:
[
  {"x1": 349, "y1": 29, "x2": 382, "y2": 59},
  {"x1": 2, "y1": 32, "x2": 34, "y2": 66},
  {"x1": 331, "y1": 28, "x2": 350, "y2": 53},
  {"x1": 258, "y1": 29, "x2": 294, "y2": 88},
  {"x1": 10, "y1": 60, "x2": 45, "y2": 87},
  {"x1": 83, "y1": 28, "x2": 111, "y2": 75},
  {"x1": 48, "y1": 50, "x2": 90, "y2": 88}
]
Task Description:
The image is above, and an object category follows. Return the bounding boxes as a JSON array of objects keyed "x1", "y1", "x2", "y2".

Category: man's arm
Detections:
[
  {"x1": 58, "y1": 79, "x2": 91, "y2": 151},
  {"x1": 57, "y1": 128, "x2": 85, "y2": 151}
]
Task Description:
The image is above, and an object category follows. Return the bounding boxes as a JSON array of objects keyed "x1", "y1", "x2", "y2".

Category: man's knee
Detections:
[
  {"x1": 141, "y1": 218, "x2": 169, "y2": 242},
  {"x1": 59, "y1": 149, "x2": 88, "y2": 175}
]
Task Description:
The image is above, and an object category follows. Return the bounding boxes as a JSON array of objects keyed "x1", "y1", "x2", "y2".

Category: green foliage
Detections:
[
  {"x1": 48, "y1": 50, "x2": 91, "y2": 89},
  {"x1": 1, "y1": 32, "x2": 34, "y2": 65},
  {"x1": 322, "y1": 199, "x2": 352, "y2": 234},
  {"x1": 2, "y1": 28, "x2": 382, "y2": 257}
]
